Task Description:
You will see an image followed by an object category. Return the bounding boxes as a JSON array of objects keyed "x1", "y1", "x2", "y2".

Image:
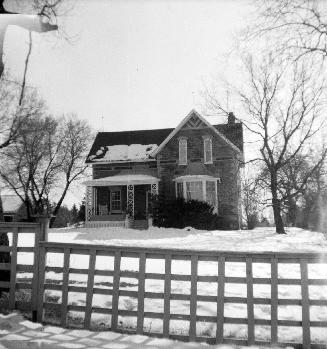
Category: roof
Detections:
[
  {"x1": 86, "y1": 128, "x2": 172, "y2": 163},
  {"x1": 86, "y1": 112, "x2": 243, "y2": 163},
  {"x1": 1, "y1": 195, "x2": 23, "y2": 213},
  {"x1": 83, "y1": 174, "x2": 160, "y2": 186},
  {"x1": 151, "y1": 110, "x2": 242, "y2": 157}
]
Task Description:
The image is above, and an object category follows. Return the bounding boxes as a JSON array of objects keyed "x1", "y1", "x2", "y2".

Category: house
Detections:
[
  {"x1": 84, "y1": 109, "x2": 243, "y2": 229},
  {"x1": 0, "y1": 194, "x2": 27, "y2": 222}
]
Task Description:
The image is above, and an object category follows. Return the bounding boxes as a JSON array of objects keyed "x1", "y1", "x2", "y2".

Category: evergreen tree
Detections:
[
  {"x1": 77, "y1": 200, "x2": 85, "y2": 222},
  {"x1": 71, "y1": 204, "x2": 79, "y2": 224}
]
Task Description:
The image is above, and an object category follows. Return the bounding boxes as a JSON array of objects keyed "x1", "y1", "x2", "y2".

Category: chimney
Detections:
[{"x1": 228, "y1": 112, "x2": 236, "y2": 124}]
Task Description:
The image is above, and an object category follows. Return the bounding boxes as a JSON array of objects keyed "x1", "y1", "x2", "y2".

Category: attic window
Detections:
[
  {"x1": 179, "y1": 137, "x2": 187, "y2": 165},
  {"x1": 203, "y1": 136, "x2": 213, "y2": 164}
]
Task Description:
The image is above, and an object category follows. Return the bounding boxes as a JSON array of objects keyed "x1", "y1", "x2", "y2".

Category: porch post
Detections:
[
  {"x1": 127, "y1": 184, "x2": 134, "y2": 219},
  {"x1": 86, "y1": 186, "x2": 93, "y2": 221},
  {"x1": 151, "y1": 182, "x2": 159, "y2": 196}
]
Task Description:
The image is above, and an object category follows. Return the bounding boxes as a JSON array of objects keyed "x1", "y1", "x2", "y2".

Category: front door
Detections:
[
  {"x1": 110, "y1": 189, "x2": 122, "y2": 213},
  {"x1": 146, "y1": 190, "x2": 152, "y2": 217}
]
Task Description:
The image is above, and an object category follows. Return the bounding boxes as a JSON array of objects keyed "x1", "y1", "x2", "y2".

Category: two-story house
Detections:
[{"x1": 84, "y1": 109, "x2": 243, "y2": 229}]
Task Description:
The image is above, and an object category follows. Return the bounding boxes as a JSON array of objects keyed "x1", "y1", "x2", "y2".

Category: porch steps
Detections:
[
  {"x1": 85, "y1": 221, "x2": 125, "y2": 228},
  {"x1": 132, "y1": 220, "x2": 149, "y2": 230}
]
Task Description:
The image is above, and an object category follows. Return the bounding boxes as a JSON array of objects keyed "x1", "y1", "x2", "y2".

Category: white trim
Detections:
[
  {"x1": 151, "y1": 109, "x2": 241, "y2": 157},
  {"x1": 88, "y1": 158, "x2": 157, "y2": 165},
  {"x1": 173, "y1": 174, "x2": 219, "y2": 181},
  {"x1": 83, "y1": 174, "x2": 160, "y2": 187}
]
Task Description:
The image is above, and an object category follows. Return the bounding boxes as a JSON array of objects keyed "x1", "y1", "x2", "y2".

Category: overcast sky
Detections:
[{"x1": 5, "y1": 0, "x2": 250, "y2": 131}]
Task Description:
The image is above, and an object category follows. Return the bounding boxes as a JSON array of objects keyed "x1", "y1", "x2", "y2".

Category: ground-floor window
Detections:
[
  {"x1": 186, "y1": 181, "x2": 203, "y2": 201},
  {"x1": 110, "y1": 190, "x2": 122, "y2": 212},
  {"x1": 174, "y1": 176, "x2": 218, "y2": 212}
]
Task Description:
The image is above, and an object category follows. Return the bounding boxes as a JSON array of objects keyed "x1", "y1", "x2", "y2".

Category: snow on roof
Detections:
[
  {"x1": 88, "y1": 144, "x2": 158, "y2": 162},
  {"x1": 83, "y1": 174, "x2": 160, "y2": 186},
  {"x1": 1, "y1": 195, "x2": 23, "y2": 213}
]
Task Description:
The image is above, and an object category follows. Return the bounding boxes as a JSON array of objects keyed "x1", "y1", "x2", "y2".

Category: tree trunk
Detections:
[
  {"x1": 49, "y1": 181, "x2": 71, "y2": 228},
  {"x1": 271, "y1": 173, "x2": 286, "y2": 234}
]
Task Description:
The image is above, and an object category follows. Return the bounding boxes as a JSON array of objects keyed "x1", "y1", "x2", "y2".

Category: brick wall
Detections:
[{"x1": 158, "y1": 126, "x2": 242, "y2": 228}]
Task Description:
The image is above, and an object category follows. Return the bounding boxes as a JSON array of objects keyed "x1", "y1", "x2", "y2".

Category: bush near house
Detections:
[{"x1": 152, "y1": 196, "x2": 229, "y2": 230}]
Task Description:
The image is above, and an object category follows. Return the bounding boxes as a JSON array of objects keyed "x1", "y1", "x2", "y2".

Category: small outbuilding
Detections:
[{"x1": 0, "y1": 194, "x2": 27, "y2": 222}]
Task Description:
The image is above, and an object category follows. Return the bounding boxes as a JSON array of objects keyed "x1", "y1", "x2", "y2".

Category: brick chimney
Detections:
[{"x1": 228, "y1": 112, "x2": 236, "y2": 124}]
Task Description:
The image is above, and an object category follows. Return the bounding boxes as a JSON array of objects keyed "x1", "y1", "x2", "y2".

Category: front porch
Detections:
[{"x1": 83, "y1": 174, "x2": 159, "y2": 228}]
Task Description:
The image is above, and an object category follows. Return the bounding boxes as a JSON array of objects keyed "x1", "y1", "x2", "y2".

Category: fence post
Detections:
[
  {"x1": 32, "y1": 216, "x2": 49, "y2": 322},
  {"x1": 36, "y1": 243, "x2": 46, "y2": 323},
  {"x1": 38, "y1": 216, "x2": 49, "y2": 242},
  {"x1": 9, "y1": 228, "x2": 18, "y2": 310}
]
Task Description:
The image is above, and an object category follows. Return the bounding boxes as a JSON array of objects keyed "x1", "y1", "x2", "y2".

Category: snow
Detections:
[
  {"x1": 90, "y1": 144, "x2": 158, "y2": 162},
  {"x1": 83, "y1": 174, "x2": 159, "y2": 186},
  {"x1": 9, "y1": 226, "x2": 327, "y2": 345},
  {"x1": 43, "y1": 226, "x2": 327, "y2": 252}
]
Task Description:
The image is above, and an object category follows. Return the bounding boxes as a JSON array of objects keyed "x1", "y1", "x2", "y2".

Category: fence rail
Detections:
[
  {"x1": 0, "y1": 221, "x2": 48, "y2": 319},
  {"x1": 35, "y1": 241, "x2": 327, "y2": 348}
]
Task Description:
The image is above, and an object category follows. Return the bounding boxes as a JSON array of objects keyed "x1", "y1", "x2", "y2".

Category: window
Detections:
[
  {"x1": 174, "y1": 176, "x2": 218, "y2": 212},
  {"x1": 110, "y1": 190, "x2": 121, "y2": 212},
  {"x1": 179, "y1": 138, "x2": 187, "y2": 165},
  {"x1": 177, "y1": 182, "x2": 183, "y2": 198},
  {"x1": 204, "y1": 137, "x2": 213, "y2": 164},
  {"x1": 186, "y1": 181, "x2": 203, "y2": 201},
  {"x1": 206, "y1": 181, "x2": 216, "y2": 207}
]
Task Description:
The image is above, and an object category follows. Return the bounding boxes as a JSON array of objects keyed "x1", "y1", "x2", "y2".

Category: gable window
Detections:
[
  {"x1": 179, "y1": 138, "x2": 187, "y2": 165},
  {"x1": 203, "y1": 136, "x2": 213, "y2": 164}
]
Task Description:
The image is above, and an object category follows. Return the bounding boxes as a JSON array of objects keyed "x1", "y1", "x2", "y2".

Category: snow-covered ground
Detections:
[{"x1": 9, "y1": 226, "x2": 327, "y2": 344}]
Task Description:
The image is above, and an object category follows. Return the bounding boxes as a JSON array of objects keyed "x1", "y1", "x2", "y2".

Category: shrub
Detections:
[{"x1": 152, "y1": 196, "x2": 229, "y2": 230}]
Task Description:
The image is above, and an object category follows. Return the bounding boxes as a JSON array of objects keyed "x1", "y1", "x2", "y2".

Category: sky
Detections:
[
  {"x1": 3, "y1": 0, "x2": 252, "y2": 206},
  {"x1": 5, "y1": 0, "x2": 250, "y2": 131}
]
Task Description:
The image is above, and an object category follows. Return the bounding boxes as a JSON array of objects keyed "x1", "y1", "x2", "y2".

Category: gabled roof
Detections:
[
  {"x1": 151, "y1": 109, "x2": 241, "y2": 157},
  {"x1": 86, "y1": 110, "x2": 243, "y2": 163}
]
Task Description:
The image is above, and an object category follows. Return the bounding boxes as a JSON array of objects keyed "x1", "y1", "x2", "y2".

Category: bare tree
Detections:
[
  {"x1": 50, "y1": 116, "x2": 93, "y2": 227},
  {"x1": 248, "y1": 0, "x2": 327, "y2": 63},
  {"x1": 0, "y1": 110, "x2": 92, "y2": 223},
  {"x1": 0, "y1": 82, "x2": 44, "y2": 149},
  {"x1": 242, "y1": 173, "x2": 262, "y2": 229},
  {"x1": 204, "y1": 56, "x2": 327, "y2": 234}
]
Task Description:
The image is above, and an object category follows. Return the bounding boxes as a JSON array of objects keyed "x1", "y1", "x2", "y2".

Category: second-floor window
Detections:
[
  {"x1": 204, "y1": 137, "x2": 213, "y2": 164},
  {"x1": 179, "y1": 138, "x2": 187, "y2": 165}
]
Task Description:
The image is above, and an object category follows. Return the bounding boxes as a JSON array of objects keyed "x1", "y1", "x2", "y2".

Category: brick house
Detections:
[{"x1": 84, "y1": 110, "x2": 243, "y2": 229}]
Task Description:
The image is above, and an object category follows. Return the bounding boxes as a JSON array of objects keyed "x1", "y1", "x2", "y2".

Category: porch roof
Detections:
[{"x1": 83, "y1": 174, "x2": 160, "y2": 187}]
